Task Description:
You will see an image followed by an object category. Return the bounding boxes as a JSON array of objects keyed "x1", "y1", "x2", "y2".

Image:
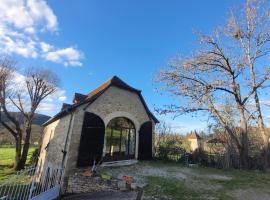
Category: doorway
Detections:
[
  {"x1": 104, "y1": 117, "x2": 136, "y2": 161},
  {"x1": 77, "y1": 112, "x2": 105, "y2": 167}
]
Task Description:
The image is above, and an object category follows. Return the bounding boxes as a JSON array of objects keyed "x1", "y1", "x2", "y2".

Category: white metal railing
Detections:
[
  {"x1": 0, "y1": 165, "x2": 63, "y2": 200},
  {"x1": 29, "y1": 166, "x2": 63, "y2": 200},
  {"x1": 0, "y1": 166, "x2": 36, "y2": 200}
]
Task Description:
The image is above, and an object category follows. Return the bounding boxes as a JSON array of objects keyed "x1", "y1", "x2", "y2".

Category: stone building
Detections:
[
  {"x1": 187, "y1": 131, "x2": 203, "y2": 152},
  {"x1": 37, "y1": 76, "x2": 158, "y2": 179}
]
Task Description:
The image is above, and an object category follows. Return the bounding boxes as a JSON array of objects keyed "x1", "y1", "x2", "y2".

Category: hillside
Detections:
[
  {"x1": 0, "y1": 112, "x2": 50, "y2": 126},
  {"x1": 0, "y1": 112, "x2": 51, "y2": 145}
]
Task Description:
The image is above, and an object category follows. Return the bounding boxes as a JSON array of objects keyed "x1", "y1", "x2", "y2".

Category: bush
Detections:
[
  {"x1": 29, "y1": 148, "x2": 39, "y2": 166},
  {"x1": 155, "y1": 147, "x2": 186, "y2": 162}
]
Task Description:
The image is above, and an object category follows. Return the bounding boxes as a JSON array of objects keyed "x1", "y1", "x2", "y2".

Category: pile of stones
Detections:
[{"x1": 66, "y1": 168, "x2": 146, "y2": 199}]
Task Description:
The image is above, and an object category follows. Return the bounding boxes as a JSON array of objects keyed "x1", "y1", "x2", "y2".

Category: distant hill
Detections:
[
  {"x1": 0, "y1": 112, "x2": 50, "y2": 125},
  {"x1": 0, "y1": 112, "x2": 51, "y2": 145}
]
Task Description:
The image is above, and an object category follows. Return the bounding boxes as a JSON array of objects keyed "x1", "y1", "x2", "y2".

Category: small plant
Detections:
[
  {"x1": 29, "y1": 148, "x2": 39, "y2": 166},
  {"x1": 101, "y1": 172, "x2": 112, "y2": 180}
]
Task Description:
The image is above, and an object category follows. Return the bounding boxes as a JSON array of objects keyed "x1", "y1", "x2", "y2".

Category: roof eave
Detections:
[{"x1": 43, "y1": 76, "x2": 159, "y2": 126}]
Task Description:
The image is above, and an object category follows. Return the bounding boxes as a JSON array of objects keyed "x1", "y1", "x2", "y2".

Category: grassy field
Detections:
[
  {"x1": 0, "y1": 146, "x2": 35, "y2": 182},
  {"x1": 102, "y1": 161, "x2": 270, "y2": 200}
]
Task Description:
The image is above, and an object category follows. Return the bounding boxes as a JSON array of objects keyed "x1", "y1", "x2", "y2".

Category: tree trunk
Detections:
[
  {"x1": 14, "y1": 137, "x2": 22, "y2": 170},
  {"x1": 209, "y1": 100, "x2": 248, "y2": 168},
  {"x1": 16, "y1": 124, "x2": 32, "y2": 170},
  {"x1": 254, "y1": 92, "x2": 269, "y2": 168},
  {"x1": 248, "y1": 58, "x2": 269, "y2": 168},
  {"x1": 239, "y1": 107, "x2": 249, "y2": 169},
  {"x1": 262, "y1": 134, "x2": 269, "y2": 169},
  {"x1": 230, "y1": 81, "x2": 249, "y2": 168}
]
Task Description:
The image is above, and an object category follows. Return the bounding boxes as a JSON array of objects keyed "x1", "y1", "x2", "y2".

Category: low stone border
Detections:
[{"x1": 65, "y1": 169, "x2": 146, "y2": 200}]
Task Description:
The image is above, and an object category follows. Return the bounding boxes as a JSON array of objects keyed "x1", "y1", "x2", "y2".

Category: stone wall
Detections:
[
  {"x1": 188, "y1": 138, "x2": 203, "y2": 152},
  {"x1": 38, "y1": 113, "x2": 73, "y2": 172},
  {"x1": 65, "y1": 86, "x2": 152, "y2": 175},
  {"x1": 39, "y1": 85, "x2": 155, "y2": 180}
]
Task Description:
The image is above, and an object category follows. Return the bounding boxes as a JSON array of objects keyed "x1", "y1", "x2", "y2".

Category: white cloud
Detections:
[
  {"x1": 167, "y1": 120, "x2": 206, "y2": 133},
  {"x1": 58, "y1": 96, "x2": 67, "y2": 101},
  {"x1": 0, "y1": 33, "x2": 38, "y2": 58},
  {"x1": 27, "y1": 0, "x2": 58, "y2": 31},
  {"x1": 40, "y1": 42, "x2": 53, "y2": 53},
  {"x1": 0, "y1": 0, "x2": 33, "y2": 30},
  {"x1": 44, "y1": 47, "x2": 83, "y2": 67},
  {"x1": 34, "y1": 88, "x2": 66, "y2": 116},
  {"x1": 52, "y1": 88, "x2": 67, "y2": 102},
  {"x1": 36, "y1": 88, "x2": 67, "y2": 115},
  {"x1": 7, "y1": 71, "x2": 67, "y2": 116},
  {"x1": 0, "y1": 0, "x2": 83, "y2": 67},
  {"x1": 36, "y1": 102, "x2": 55, "y2": 112},
  {"x1": 260, "y1": 100, "x2": 270, "y2": 106},
  {"x1": 0, "y1": 0, "x2": 57, "y2": 32}
]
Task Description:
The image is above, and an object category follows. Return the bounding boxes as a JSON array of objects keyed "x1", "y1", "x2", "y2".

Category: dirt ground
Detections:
[
  {"x1": 100, "y1": 161, "x2": 270, "y2": 200},
  {"x1": 62, "y1": 161, "x2": 270, "y2": 200}
]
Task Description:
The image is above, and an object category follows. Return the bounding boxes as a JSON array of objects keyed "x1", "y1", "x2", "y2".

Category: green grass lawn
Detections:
[
  {"x1": 102, "y1": 160, "x2": 270, "y2": 200},
  {"x1": 0, "y1": 146, "x2": 35, "y2": 182},
  {"x1": 143, "y1": 162, "x2": 270, "y2": 200},
  {"x1": 145, "y1": 176, "x2": 202, "y2": 200}
]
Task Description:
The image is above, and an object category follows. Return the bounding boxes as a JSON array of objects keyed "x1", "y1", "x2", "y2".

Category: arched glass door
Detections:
[{"x1": 104, "y1": 117, "x2": 136, "y2": 161}]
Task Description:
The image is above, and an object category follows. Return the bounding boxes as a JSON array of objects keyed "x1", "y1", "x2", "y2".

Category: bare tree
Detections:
[
  {"x1": 228, "y1": 0, "x2": 270, "y2": 168},
  {"x1": 156, "y1": 0, "x2": 270, "y2": 168},
  {"x1": 0, "y1": 58, "x2": 59, "y2": 170},
  {"x1": 155, "y1": 121, "x2": 172, "y2": 148}
]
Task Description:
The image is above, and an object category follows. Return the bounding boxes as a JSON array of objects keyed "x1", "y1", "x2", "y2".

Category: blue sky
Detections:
[{"x1": 3, "y1": 0, "x2": 263, "y2": 133}]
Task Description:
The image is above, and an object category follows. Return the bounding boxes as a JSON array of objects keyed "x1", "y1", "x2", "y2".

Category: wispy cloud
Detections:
[
  {"x1": 0, "y1": 0, "x2": 83, "y2": 67},
  {"x1": 36, "y1": 88, "x2": 67, "y2": 116},
  {"x1": 44, "y1": 47, "x2": 83, "y2": 67},
  {"x1": 260, "y1": 99, "x2": 270, "y2": 107},
  {"x1": 157, "y1": 115, "x2": 207, "y2": 134},
  {"x1": 7, "y1": 71, "x2": 67, "y2": 116}
]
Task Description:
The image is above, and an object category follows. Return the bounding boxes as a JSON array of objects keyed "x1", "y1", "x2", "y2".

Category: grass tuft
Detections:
[{"x1": 145, "y1": 176, "x2": 204, "y2": 200}]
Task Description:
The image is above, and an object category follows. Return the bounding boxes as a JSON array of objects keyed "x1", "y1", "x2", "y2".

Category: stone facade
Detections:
[
  {"x1": 188, "y1": 138, "x2": 202, "y2": 151},
  {"x1": 38, "y1": 113, "x2": 73, "y2": 172},
  {"x1": 38, "y1": 85, "x2": 156, "y2": 180},
  {"x1": 187, "y1": 131, "x2": 203, "y2": 152}
]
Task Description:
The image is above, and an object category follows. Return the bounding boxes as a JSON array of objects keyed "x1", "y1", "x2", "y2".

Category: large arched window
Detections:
[{"x1": 104, "y1": 117, "x2": 136, "y2": 161}]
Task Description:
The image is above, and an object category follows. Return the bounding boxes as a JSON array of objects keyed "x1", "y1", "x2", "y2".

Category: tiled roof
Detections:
[
  {"x1": 61, "y1": 103, "x2": 72, "y2": 110},
  {"x1": 43, "y1": 76, "x2": 159, "y2": 126},
  {"x1": 72, "y1": 93, "x2": 87, "y2": 103}
]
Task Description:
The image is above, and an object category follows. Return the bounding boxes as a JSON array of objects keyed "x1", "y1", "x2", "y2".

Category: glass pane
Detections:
[
  {"x1": 107, "y1": 117, "x2": 135, "y2": 129},
  {"x1": 111, "y1": 129, "x2": 120, "y2": 153},
  {"x1": 105, "y1": 128, "x2": 112, "y2": 154},
  {"x1": 105, "y1": 117, "x2": 136, "y2": 160},
  {"x1": 121, "y1": 129, "x2": 129, "y2": 155},
  {"x1": 129, "y1": 129, "x2": 135, "y2": 155}
]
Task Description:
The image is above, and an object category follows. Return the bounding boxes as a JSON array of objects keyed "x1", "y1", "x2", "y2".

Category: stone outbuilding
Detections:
[
  {"x1": 37, "y1": 76, "x2": 158, "y2": 179},
  {"x1": 187, "y1": 131, "x2": 203, "y2": 152}
]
